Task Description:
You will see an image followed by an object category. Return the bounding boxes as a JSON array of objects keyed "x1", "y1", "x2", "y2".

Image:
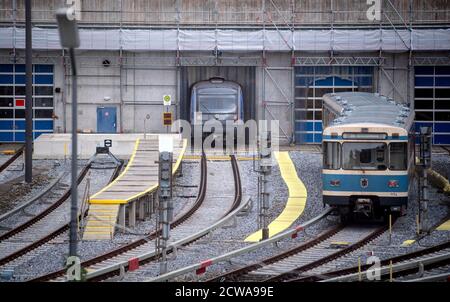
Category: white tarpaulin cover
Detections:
[{"x1": 1, "y1": 27, "x2": 449, "y2": 52}]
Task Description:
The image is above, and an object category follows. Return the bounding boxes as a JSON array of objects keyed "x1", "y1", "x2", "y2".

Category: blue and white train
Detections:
[{"x1": 322, "y1": 92, "x2": 415, "y2": 221}]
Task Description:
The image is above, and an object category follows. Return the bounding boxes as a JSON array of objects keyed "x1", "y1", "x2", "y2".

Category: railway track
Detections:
[
  {"x1": 314, "y1": 240, "x2": 450, "y2": 282},
  {"x1": 0, "y1": 145, "x2": 24, "y2": 174},
  {"x1": 0, "y1": 163, "x2": 122, "y2": 279},
  {"x1": 33, "y1": 154, "x2": 242, "y2": 282},
  {"x1": 32, "y1": 154, "x2": 207, "y2": 281},
  {"x1": 0, "y1": 164, "x2": 92, "y2": 278},
  {"x1": 118, "y1": 154, "x2": 243, "y2": 282},
  {"x1": 209, "y1": 222, "x2": 390, "y2": 282}
]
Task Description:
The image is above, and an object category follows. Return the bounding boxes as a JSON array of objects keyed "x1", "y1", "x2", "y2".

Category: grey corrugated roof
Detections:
[{"x1": 323, "y1": 92, "x2": 413, "y2": 130}]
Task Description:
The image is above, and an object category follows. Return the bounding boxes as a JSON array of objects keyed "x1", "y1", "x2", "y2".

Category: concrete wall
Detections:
[
  {"x1": 0, "y1": 48, "x2": 447, "y2": 144},
  {"x1": 1, "y1": 0, "x2": 449, "y2": 26}
]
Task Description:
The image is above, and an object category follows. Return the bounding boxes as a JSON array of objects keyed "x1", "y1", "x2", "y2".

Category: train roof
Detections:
[
  {"x1": 323, "y1": 92, "x2": 414, "y2": 131},
  {"x1": 192, "y1": 78, "x2": 241, "y2": 91}
]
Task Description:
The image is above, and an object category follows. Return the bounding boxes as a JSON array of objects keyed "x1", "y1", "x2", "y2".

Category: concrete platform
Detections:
[{"x1": 33, "y1": 133, "x2": 182, "y2": 159}]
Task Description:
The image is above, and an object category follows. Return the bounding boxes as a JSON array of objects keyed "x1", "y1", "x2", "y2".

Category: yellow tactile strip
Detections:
[
  {"x1": 83, "y1": 204, "x2": 120, "y2": 240},
  {"x1": 436, "y1": 220, "x2": 450, "y2": 231},
  {"x1": 245, "y1": 151, "x2": 307, "y2": 242}
]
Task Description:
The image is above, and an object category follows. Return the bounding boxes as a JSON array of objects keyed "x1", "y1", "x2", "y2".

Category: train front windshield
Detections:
[
  {"x1": 342, "y1": 142, "x2": 388, "y2": 170},
  {"x1": 197, "y1": 88, "x2": 238, "y2": 114}
]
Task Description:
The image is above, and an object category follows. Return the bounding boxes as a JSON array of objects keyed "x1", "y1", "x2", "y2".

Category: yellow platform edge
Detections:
[
  {"x1": 245, "y1": 151, "x2": 308, "y2": 242},
  {"x1": 89, "y1": 138, "x2": 187, "y2": 204},
  {"x1": 436, "y1": 220, "x2": 450, "y2": 231}
]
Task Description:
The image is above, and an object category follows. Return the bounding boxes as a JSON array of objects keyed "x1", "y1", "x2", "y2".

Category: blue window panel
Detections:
[
  {"x1": 334, "y1": 77, "x2": 354, "y2": 86},
  {"x1": 314, "y1": 122, "x2": 323, "y2": 132},
  {"x1": 295, "y1": 122, "x2": 307, "y2": 132},
  {"x1": 0, "y1": 74, "x2": 13, "y2": 84},
  {"x1": 0, "y1": 132, "x2": 13, "y2": 142},
  {"x1": 14, "y1": 132, "x2": 25, "y2": 142},
  {"x1": 35, "y1": 120, "x2": 53, "y2": 130},
  {"x1": 305, "y1": 122, "x2": 314, "y2": 131},
  {"x1": 14, "y1": 74, "x2": 26, "y2": 84},
  {"x1": 415, "y1": 66, "x2": 434, "y2": 75},
  {"x1": 15, "y1": 64, "x2": 25, "y2": 73},
  {"x1": 34, "y1": 65, "x2": 53, "y2": 73},
  {"x1": 415, "y1": 122, "x2": 433, "y2": 132},
  {"x1": 434, "y1": 123, "x2": 450, "y2": 132},
  {"x1": 295, "y1": 66, "x2": 315, "y2": 74},
  {"x1": 295, "y1": 133, "x2": 314, "y2": 144},
  {"x1": 355, "y1": 66, "x2": 372, "y2": 75},
  {"x1": 434, "y1": 134, "x2": 450, "y2": 145},
  {"x1": 415, "y1": 77, "x2": 434, "y2": 87},
  {"x1": 304, "y1": 133, "x2": 314, "y2": 143},
  {"x1": 435, "y1": 66, "x2": 450, "y2": 75},
  {"x1": 314, "y1": 77, "x2": 334, "y2": 86},
  {"x1": 0, "y1": 64, "x2": 13, "y2": 72},
  {"x1": 354, "y1": 76, "x2": 372, "y2": 86},
  {"x1": 0, "y1": 120, "x2": 13, "y2": 130},
  {"x1": 314, "y1": 133, "x2": 323, "y2": 143},
  {"x1": 435, "y1": 77, "x2": 450, "y2": 87},
  {"x1": 315, "y1": 66, "x2": 332, "y2": 75},
  {"x1": 295, "y1": 76, "x2": 314, "y2": 86},
  {"x1": 34, "y1": 74, "x2": 53, "y2": 84},
  {"x1": 14, "y1": 120, "x2": 26, "y2": 130}
]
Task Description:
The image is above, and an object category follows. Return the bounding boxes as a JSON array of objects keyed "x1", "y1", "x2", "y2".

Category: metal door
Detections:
[{"x1": 97, "y1": 107, "x2": 117, "y2": 133}]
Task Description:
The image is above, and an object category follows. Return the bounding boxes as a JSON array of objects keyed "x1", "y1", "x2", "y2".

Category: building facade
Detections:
[{"x1": 0, "y1": 0, "x2": 449, "y2": 145}]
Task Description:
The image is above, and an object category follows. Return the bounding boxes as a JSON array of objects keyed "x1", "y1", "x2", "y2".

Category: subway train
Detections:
[
  {"x1": 321, "y1": 92, "x2": 415, "y2": 221},
  {"x1": 190, "y1": 77, "x2": 244, "y2": 134}
]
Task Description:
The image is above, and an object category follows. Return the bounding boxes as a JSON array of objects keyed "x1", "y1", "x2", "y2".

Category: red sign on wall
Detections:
[{"x1": 15, "y1": 99, "x2": 25, "y2": 107}]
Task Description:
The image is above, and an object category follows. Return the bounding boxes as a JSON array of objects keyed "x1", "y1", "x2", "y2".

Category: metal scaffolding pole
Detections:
[{"x1": 24, "y1": 0, "x2": 33, "y2": 183}]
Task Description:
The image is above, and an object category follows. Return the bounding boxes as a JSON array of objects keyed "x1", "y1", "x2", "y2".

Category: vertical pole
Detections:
[
  {"x1": 24, "y1": 0, "x2": 33, "y2": 183},
  {"x1": 389, "y1": 214, "x2": 392, "y2": 243},
  {"x1": 158, "y1": 151, "x2": 173, "y2": 275},
  {"x1": 389, "y1": 260, "x2": 393, "y2": 282},
  {"x1": 358, "y1": 257, "x2": 361, "y2": 282},
  {"x1": 69, "y1": 47, "x2": 78, "y2": 257}
]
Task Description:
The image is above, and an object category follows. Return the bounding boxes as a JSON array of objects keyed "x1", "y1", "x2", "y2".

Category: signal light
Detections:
[{"x1": 388, "y1": 180, "x2": 399, "y2": 188}]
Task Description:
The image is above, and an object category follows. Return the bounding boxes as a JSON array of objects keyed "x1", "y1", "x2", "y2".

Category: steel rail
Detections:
[
  {"x1": 31, "y1": 153, "x2": 208, "y2": 282},
  {"x1": 0, "y1": 145, "x2": 24, "y2": 174},
  {"x1": 0, "y1": 171, "x2": 66, "y2": 223},
  {"x1": 148, "y1": 209, "x2": 333, "y2": 282},
  {"x1": 206, "y1": 224, "x2": 344, "y2": 282},
  {"x1": 264, "y1": 221, "x2": 393, "y2": 282},
  {"x1": 85, "y1": 154, "x2": 243, "y2": 282},
  {"x1": 290, "y1": 240, "x2": 450, "y2": 282},
  {"x1": 0, "y1": 163, "x2": 123, "y2": 269},
  {"x1": 0, "y1": 163, "x2": 92, "y2": 243},
  {"x1": 322, "y1": 252, "x2": 450, "y2": 282}
]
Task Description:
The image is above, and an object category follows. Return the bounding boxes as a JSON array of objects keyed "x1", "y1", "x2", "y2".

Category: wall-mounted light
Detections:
[{"x1": 104, "y1": 96, "x2": 111, "y2": 101}]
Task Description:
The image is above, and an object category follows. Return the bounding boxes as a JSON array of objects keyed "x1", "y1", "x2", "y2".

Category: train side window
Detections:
[
  {"x1": 389, "y1": 142, "x2": 407, "y2": 170},
  {"x1": 323, "y1": 142, "x2": 341, "y2": 169}
]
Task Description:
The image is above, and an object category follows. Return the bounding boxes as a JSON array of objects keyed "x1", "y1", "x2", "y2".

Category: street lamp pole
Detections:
[
  {"x1": 24, "y1": 0, "x2": 32, "y2": 183},
  {"x1": 56, "y1": 8, "x2": 80, "y2": 259}
]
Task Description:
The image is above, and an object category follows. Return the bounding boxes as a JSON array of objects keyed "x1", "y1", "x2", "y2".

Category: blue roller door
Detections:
[
  {"x1": 294, "y1": 66, "x2": 373, "y2": 144},
  {"x1": 0, "y1": 64, "x2": 54, "y2": 142},
  {"x1": 415, "y1": 66, "x2": 450, "y2": 145}
]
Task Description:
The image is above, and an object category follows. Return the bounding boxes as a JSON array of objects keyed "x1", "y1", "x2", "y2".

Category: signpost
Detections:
[
  {"x1": 163, "y1": 112, "x2": 173, "y2": 126},
  {"x1": 163, "y1": 95, "x2": 172, "y2": 132}
]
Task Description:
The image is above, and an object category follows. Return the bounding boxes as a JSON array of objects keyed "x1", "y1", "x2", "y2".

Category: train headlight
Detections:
[
  {"x1": 330, "y1": 180, "x2": 341, "y2": 187},
  {"x1": 388, "y1": 180, "x2": 399, "y2": 188}
]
